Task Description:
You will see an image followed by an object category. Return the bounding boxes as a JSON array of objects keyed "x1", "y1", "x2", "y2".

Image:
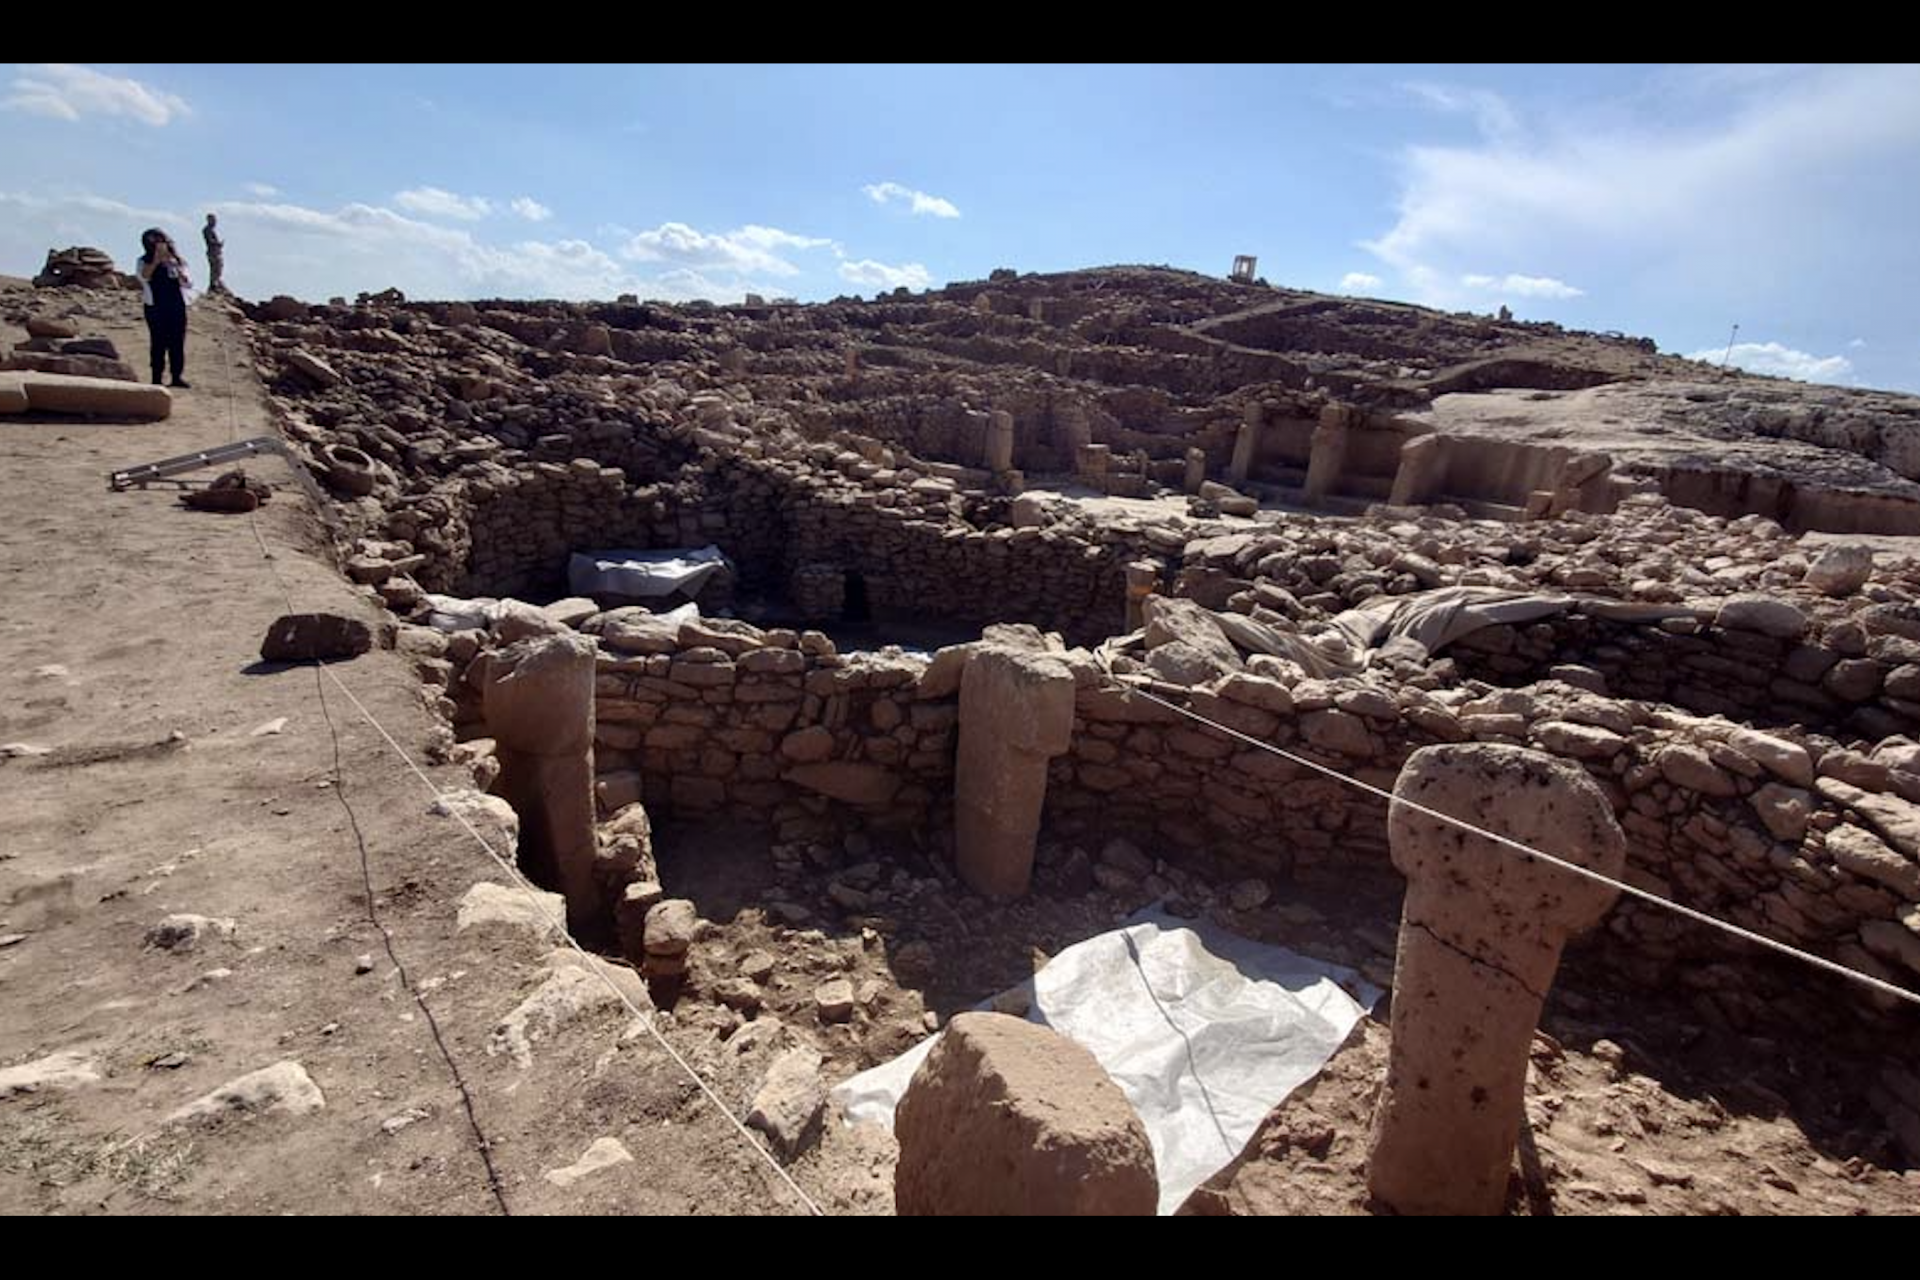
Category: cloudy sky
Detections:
[{"x1": 5, "y1": 63, "x2": 1916, "y2": 391}]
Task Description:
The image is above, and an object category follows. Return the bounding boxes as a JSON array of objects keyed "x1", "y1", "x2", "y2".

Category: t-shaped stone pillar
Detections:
[
  {"x1": 954, "y1": 646, "x2": 1075, "y2": 900},
  {"x1": 984, "y1": 410, "x2": 1016, "y2": 473},
  {"x1": 1076, "y1": 443, "x2": 1112, "y2": 491},
  {"x1": 1124, "y1": 561, "x2": 1161, "y2": 631},
  {"x1": 1182, "y1": 447, "x2": 1208, "y2": 494},
  {"x1": 1227, "y1": 402, "x2": 1264, "y2": 486},
  {"x1": 1546, "y1": 451, "x2": 1613, "y2": 517},
  {"x1": 1367, "y1": 743, "x2": 1626, "y2": 1216},
  {"x1": 1302, "y1": 404, "x2": 1353, "y2": 506},
  {"x1": 1060, "y1": 402, "x2": 1093, "y2": 459},
  {"x1": 482, "y1": 632, "x2": 609, "y2": 944},
  {"x1": 1388, "y1": 433, "x2": 1449, "y2": 507}
]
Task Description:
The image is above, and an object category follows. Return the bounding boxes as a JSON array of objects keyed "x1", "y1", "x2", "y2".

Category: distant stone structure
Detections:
[{"x1": 32, "y1": 246, "x2": 132, "y2": 290}]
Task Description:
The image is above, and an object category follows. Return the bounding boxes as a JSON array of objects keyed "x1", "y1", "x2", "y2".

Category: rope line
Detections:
[
  {"x1": 211, "y1": 314, "x2": 824, "y2": 1215},
  {"x1": 213, "y1": 318, "x2": 512, "y2": 1213},
  {"x1": 1114, "y1": 679, "x2": 1920, "y2": 1009}
]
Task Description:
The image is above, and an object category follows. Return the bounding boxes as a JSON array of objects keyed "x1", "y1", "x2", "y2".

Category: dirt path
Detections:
[{"x1": 0, "y1": 281, "x2": 846, "y2": 1215}]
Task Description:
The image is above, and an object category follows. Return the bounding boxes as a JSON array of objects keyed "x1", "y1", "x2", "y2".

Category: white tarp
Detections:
[
  {"x1": 422, "y1": 593, "x2": 504, "y2": 632},
  {"x1": 568, "y1": 545, "x2": 729, "y2": 600},
  {"x1": 830, "y1": 905, "x2": 1380, "y2": 1215},
  {"x1": 1107, "y1": 585, "x2": 1705, "y2": 680}
]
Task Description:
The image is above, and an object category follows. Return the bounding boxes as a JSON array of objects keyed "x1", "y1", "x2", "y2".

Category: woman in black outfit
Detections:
[{"x1": 136, "y1": 227, "x2": 191, "y2": 388}]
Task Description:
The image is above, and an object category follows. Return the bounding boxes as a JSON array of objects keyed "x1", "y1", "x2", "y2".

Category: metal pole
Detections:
[{"x1": 1720, "y1": 323, "x2": 1740, "y2": 368}]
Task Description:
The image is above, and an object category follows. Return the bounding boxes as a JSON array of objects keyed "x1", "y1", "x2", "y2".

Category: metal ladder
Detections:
[{"x1": 108, "y1": 436, "x2": 284, "y2": 491}]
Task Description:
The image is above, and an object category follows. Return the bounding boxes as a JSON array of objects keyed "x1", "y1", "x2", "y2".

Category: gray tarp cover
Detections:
[
  {"x1": 1113, "y1": 585, "x2": 1699, "y2": 678},
  {"x1": 830, "y1": 906, "x2": 1378, "y2": 1215},
  {"x1": 567, "y1": 545, "x2": 729, "y2": 599}
]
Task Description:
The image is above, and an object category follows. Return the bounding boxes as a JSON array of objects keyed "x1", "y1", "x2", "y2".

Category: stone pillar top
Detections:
[{"x1": 1390, "y1": 742, "x2": 1626, "y2": 968}]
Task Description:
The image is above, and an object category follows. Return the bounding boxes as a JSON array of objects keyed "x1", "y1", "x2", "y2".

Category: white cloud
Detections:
[
  {"x1": 1339, "y1": 272, "x2": 1383, "y2": 292},
  {"x1": 0, "y1": 189, "x2": 921, "y2": 307},
  {"x1": 211, "y1": 200, "x2": 631, "y2": 297},
  {"x1": 1682, "y1": 340, "x2": 1853, "y2": 384},
  {"x1": 838, "y1": 259, "x2": 932, "y2": 291},
  {"x1": 394, "y1": 186, "x2": 492, "y2": 221},
  {"x1": 2, "y1": 64, "x2": 190, "y2": 126},
  {"x1": 862, "y1": 181, "x2": 961, "y2": 219},
  {"x1": 1849, "y1": 337, "x2": 1868, "y2": 349},
  {"x1": 621, "y1": 222, "x2": 834, "y2": 278},
  {"x1": 1400, "y1": 81, "x2": 1521, "y2": 144},
  {"x1": 244, "y1": 182, "x2": 280, "y2": 198},
  {"x1": 510, "y1": 196, "x2": 553, "y2": 223},
  {"x1": 1460, "y1": 272, "x2": 1584, "y2": 299},
  {"x1": 0, "y1": 190, "x2": 186, "y2": 246},
  {"x1": 1363, "y1": 65, "x2": 1920, "y2": 315}
]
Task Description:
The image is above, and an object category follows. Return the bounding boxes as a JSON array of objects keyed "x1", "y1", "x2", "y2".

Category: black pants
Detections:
[{"x1": 144, "y1": 304, "x2": 187, "y2": 382}]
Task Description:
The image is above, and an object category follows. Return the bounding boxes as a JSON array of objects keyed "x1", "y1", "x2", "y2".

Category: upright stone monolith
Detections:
[
  {"x1": 954, "y1": 646, "x2": 1075, "y2": 899},
  {"x1": 1227, "y1": 402, "x2": 1264, "y2": 486},
  {"x1": 1367, "y1": 743, "x2": 1626, "y2": 1216},
  {"x1": 1183, "y1": 447, "x2": 1208, "y2": 494},
  {"x1": 985, "y1": 409, "x2": 1016, "y2": 473},
  {"x1": 1388, "y1": 434, "x2": 1448, "y2": 507},
  {"x1": 1302, "y1": 404, "x2": 1352, "y2": 505},
  {"x1": 482, "y1": 632, "x2": 608, "y2": 944}
]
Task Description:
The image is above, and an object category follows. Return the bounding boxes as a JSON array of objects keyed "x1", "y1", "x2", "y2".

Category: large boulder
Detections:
[
  {"x1": 259, "y1": 613, "x2": 373, "y2": 663},
  {"x1": 287, "y1": 348, "x2": 343, "y2": 387},
  {"x1": 1803, "y1": 544, "x2": 1874, "y2": 597},
  {"x1": 1714, "y1": 593, "x2": 1807, "y2": 640},
  {"x1": 746, "y1": 1047, "x2": 827, "y2": 1158},
  {"x1": 257, "y1": 295, "x2": 308, "y2": 322},
  {"x1": 894, "y1": 1012, "x2": 1158, "y2": 1216}
]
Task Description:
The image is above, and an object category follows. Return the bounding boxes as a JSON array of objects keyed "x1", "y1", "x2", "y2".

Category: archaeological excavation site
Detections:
[{"x1": 4, "y1": 262, "x2": 1920, "y2": 1216}]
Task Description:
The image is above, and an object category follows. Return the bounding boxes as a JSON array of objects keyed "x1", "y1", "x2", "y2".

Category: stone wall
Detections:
[
  {"x1": 1046, "y1": 665, "x2": 1920, "y2": 1032},
  {"x1": 584, "y1": 620, "x2": 954, "y2": 849},
  {"x1": 1449, "y1": 604, "x2": 1920, "y2": 742}
]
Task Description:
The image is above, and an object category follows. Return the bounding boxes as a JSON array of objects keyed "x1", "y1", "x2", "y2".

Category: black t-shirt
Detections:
[{"x1": 145, "y1": 257, "x2": 186, "y2": 312}]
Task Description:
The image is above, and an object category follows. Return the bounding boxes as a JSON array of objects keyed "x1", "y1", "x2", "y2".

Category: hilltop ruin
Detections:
[{"x1": 6, "y1": 262, "x2": 1918, "y2": 1215}]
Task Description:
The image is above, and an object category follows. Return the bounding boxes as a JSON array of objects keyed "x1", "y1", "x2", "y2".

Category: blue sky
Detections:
[{"x1": 5, "y1": 63, "x2": 1918, "y2": 392}]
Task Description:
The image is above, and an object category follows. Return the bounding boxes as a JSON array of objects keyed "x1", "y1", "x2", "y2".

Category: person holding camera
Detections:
[{"x1": 136, "y1": 227, "x2": 192, "y2": 388}]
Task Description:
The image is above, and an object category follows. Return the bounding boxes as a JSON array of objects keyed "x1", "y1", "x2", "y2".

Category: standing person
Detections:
[
  {"x1": 202, "y1": 213, "x2": 224, "y2": 293},
  {"x1": 137, "y1": 227, "x2": 191, "y2": 388}
]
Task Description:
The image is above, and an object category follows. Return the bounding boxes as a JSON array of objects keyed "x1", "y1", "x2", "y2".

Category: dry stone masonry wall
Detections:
[{"x1": 241, "y1": 266, "x2": 1920, "y2": 1071}]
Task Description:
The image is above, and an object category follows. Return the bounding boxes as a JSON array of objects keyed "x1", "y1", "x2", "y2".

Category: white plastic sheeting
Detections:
[
  {"x1": 568, "y1": 545, "x2": 729, "y2": 600},
  {"x1": 1105, "y1": 585, "x2": 1703, "y2": 680},
  {"x1": 830, "y1": 905, "x2": 1380, "y2": 1215},
  {"x1": 422, "y1": 593, "x2": 504, "y2": 632}
]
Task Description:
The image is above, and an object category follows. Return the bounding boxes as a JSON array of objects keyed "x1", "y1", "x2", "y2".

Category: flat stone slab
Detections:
[
  {"x1": 488, "y1": 950, "x2": 650, "y2": 1069},
  {"x1": 1, "y1": 369, "x2": 170, "y2": 418},
  {"x1": 455, "y1": 881, "x2": 566, "y2": 937},
  {"x1": 167, "y1": 1061, "x2": 325, "y2": 1125},
  {"x1": 543, "y1": 1136, "x2": 634, "y2": 1187},
  {"x1": 0, "y1": 1051, "x2": 101, "y2": 1098}
]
